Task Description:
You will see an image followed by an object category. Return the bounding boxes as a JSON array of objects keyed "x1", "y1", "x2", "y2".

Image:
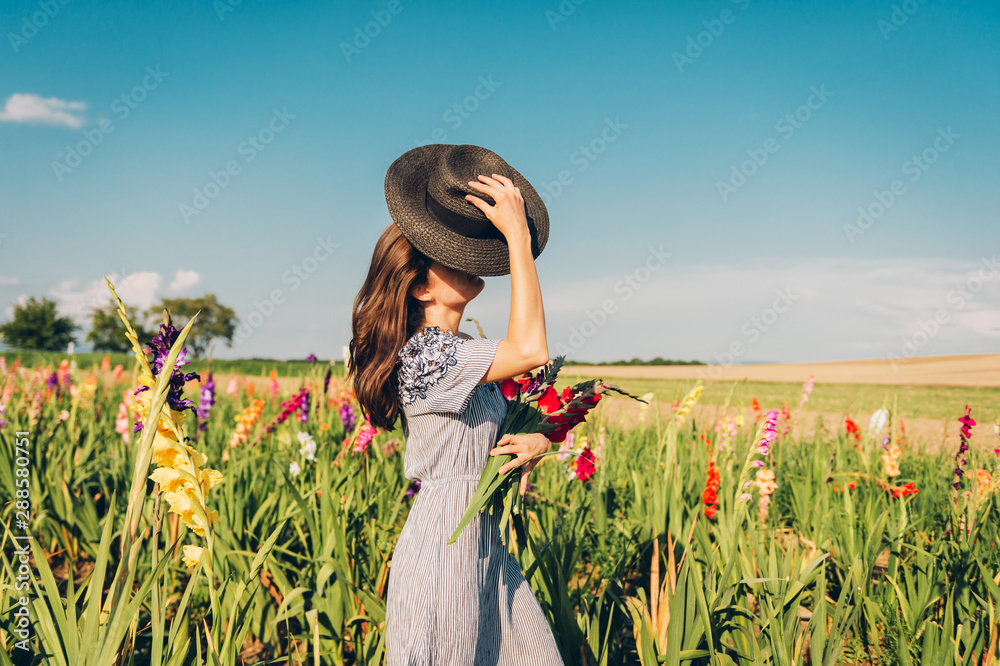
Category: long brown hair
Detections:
[{"x1": 348, "y1": 224, "x2": 431, "y2": 431}]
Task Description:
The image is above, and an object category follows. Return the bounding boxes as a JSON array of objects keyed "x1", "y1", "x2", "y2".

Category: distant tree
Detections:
[
  {"x1": 0, "y1": 297, "x2": 78, "y2": 351},
  {"x1": 87, "y1": 303, "x2": 152, "y2": 352},
  {"x1": 146, "y1": 294, "x2": 237, "y2": 358}
]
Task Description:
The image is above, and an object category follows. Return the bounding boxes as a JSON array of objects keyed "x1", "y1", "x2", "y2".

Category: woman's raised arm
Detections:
[{"x1": 464, "y1": 173, "x2": 548, "y2": 382}]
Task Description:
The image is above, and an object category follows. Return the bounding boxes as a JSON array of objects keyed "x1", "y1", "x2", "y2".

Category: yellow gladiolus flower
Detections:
[
  {"x1": 197, "y1": 468, "x2": 224, "y2": 494},
  {"x1": 149, "y1": 466, "x2": 185, "y2": 493},
  {"x1": 675, "y1": 381, "x2": 704, "y2": 428},
  {"x1": 182, "y1": 544, "x2": 204, "y2": 569}
]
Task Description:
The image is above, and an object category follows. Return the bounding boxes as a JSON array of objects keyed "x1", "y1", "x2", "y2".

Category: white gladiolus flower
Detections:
[
  {"x1": 868, "y1": 408, "x2": 889, "y2": 435},
  {"x1": 297, "y1": 431, "x2": 317, "y2": 461},
  {"x1": 289, "y1": 461, "x2": 301, "y2": 477}
]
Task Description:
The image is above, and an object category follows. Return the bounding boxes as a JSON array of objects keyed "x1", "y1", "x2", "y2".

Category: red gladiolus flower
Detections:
[
  {"x1": 547, "y1": 424, "x2": 574, "y2": 443},
  {"x1": 702, "y1": 461, "x2": 720, "y2": 520},
  {"x1": 888, "y1": 481, "x2": 919, "y2": 499},
  {"x1": 537, "y1": 386, "x2": 563, "y2": 414},
  {"x1": 751, "y1": 397, "x2": 761, "y2": 418},
  {"x1": 575, "y1": 446, "x2": 596, "y2": 482},
  {"x1": 545, "y1": 413, "x2": 577, "y2": 442},
  {"x1": 499, "y1": 378, "x2": 521, "y2": 399},
  {"x1": 516, "y1": 372, "x2": 533, "y2": 390},
  {"x1": 844, "y1": 416, "x2": 861, "y2": 442},
  {"x1": 560, "y1": 386, "x2": 574, "y2": 403}
]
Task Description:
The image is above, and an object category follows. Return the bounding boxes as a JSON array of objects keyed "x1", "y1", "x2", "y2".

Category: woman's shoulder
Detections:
[
  {"x1": 395, "y1": 326, "x2": 499, "y2": 411},
  {"x1": 396, "y1": 326, "x2": 464, "y2": 404}
]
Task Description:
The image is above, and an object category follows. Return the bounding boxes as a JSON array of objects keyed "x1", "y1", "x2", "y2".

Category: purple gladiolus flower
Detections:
[
  {"x1": 306, "y1": 353, "x2": 318, "y2": 363},
  {"x1": 323, "y1": 367, "x2": 332, "y2": 395},
  {"x1": 197, "y1": 373, "x2": 215, "y2": 432},
  {"x1": 340, "y1": 403, "x2": 355, "y2": 432},
  {"x1": 299, "y1": 390, "x2": 309, "y2": 423},
  {"x1": 404, "y1": 480, "x2": 421, "y2": 502},
  {"x1": 139, "y1": 321, "x2": 200, "y2": 414}
]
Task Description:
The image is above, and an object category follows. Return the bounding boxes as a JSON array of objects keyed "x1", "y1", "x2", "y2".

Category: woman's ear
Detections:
[{"x1": 410, "y1": 283, "x2": 433, "y2": 303}]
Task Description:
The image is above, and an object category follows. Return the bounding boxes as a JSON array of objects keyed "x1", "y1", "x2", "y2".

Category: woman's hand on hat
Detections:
[{"x1": 465, "y1": 174, "x2": 529, "y2": 240}]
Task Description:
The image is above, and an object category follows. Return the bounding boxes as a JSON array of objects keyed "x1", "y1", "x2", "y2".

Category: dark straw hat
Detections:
[{"x1": 384, "y1": 144, "x2": 549, "y2": 277}]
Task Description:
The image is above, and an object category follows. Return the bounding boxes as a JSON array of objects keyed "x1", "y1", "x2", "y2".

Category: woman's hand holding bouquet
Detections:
[{"x1": 448, "y1": 356, "x2": 645, "y2": 544}]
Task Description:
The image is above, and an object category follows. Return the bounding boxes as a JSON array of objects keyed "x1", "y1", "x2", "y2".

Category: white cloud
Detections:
[
  {"x1": 0, "y1": 275, "x2": 20, "y2": 286},
  {"x1": 0, "y1": 93, "x2": 86, "y2": 128},
  {"x1": 169, "y1": 269, "x2": 200, "y2": 292},
  {"x1": 49, "y1": 271, "x2": 162, "y2": 322}
]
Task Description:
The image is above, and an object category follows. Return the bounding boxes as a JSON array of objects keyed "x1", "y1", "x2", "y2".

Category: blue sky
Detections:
[{"x1": 1, "y1": 0, "x2": 997, "y2": 364}]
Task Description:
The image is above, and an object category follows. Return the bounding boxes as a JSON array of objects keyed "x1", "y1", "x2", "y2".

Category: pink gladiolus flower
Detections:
[
  {"x1": 575, "y1": 447, "x2": 596, "y2": 482},
  {"x1": 799, "y1": 375, "x2": 815, "y2": 409},
  {"x1": 756, "y1": 410, "x2": 779, "y2": 455},
  {"x1": 115, "y1": 403, "x2": 131, "y2": 443},
  {"x1": 352, "y1": 416, "x2": 378, "y2": 454},
  {"x1": 556, "y1": 432, "x2": 574, "y2": 461},
  {"x1": 954, "y1": 405, "x2": 976, "y2": 490}
]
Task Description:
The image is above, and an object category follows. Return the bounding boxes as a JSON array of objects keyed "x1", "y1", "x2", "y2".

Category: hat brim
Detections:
[{"x1": 384, "y1": 144, "x2": 549, "y2": 277}]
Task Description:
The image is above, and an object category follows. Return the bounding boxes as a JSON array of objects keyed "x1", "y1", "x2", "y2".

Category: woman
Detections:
[{"x1": 348, "y1": 144, "x2": 565, "y2": 665}]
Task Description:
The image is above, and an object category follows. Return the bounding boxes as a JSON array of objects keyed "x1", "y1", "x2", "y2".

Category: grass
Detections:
[
  {"x1": 0, "y1": 350, "x2": 345, "y2": 378},
  {"x1": 562, "y1": 374, "x2": 1000, "y2": 423},
  {"x1": 7, "y1": 350, "x2": 996, "y2": 423}
]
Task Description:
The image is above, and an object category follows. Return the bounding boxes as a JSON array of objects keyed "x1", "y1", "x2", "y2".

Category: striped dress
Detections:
[{"x1": 385, "y1": 325, "x2": 564, "y2": 666}]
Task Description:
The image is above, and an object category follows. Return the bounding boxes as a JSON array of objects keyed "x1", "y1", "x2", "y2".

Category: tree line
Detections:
[{"x1": 0, "y1": 295, "x2": 236, "y2": 356}]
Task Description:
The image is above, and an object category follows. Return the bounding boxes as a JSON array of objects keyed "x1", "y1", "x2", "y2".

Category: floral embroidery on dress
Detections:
[{"x1": 397, "y1": 325, "x2": 464, "y2": 405}]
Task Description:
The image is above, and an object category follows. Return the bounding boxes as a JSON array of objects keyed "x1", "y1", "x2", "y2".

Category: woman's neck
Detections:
[{"x1": 419, "y1": 305, "x2": 466, "y2": 337}]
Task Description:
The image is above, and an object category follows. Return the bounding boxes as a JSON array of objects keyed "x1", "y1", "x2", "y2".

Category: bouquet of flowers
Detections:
[{"x1": 448, "y1": 356, "x2": 645, "y2": 544}]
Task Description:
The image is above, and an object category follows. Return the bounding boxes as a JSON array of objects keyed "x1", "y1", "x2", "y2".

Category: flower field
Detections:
[{"x1": 2, "y1": 315, "x2": 1000, "y2": 664}]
